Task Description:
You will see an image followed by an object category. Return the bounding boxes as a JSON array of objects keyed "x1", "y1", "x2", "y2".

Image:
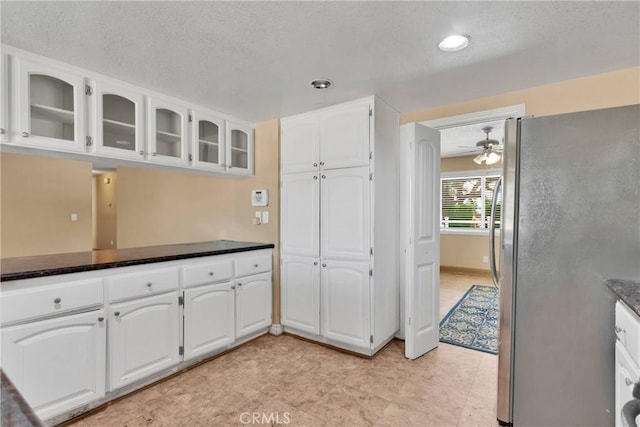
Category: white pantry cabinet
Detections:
[
  {"x1": 280, "y1": 97, "x2": 370, "y2": 174},
  {"x1": 280, "y1": 96, "x2": 400, "y2": 355},
  {"x1": 183, "y1": 281, "x2": 235, "y2": 360},
  {"x1": 192, "y1": 109, "x2": 226, "y2": 172},
  {"x1": 235, "y1": 272, "x2": 272, "y2": 338},
  {"x1": 1, "y1": 309, "x2": 106, "y2": 420},
  {"x1": 281, "y1": 256, "x2": 320, "y2": 335},
  {"x1": 11, "y1": 55, "x2": 87, "y2": 152},
  {"x1": 108, "y1": 291, "x2": 180, "y2": 390},
  {"x1": 226, "y1": 119, "x2": 254, "y2": 176},
  {"x1": 90, "y1": 78, "x2": 146, "y2": 160}
]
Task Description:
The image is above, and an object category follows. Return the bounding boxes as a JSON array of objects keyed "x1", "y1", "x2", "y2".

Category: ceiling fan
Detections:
[{"x1": 458, "y1": 126, "x2": 503, "y2": 165}]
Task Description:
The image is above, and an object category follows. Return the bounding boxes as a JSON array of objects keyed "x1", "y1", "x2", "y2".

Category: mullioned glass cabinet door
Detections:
[{"x1": 192, "y1": 110, "x2": 225, "y2": 172}]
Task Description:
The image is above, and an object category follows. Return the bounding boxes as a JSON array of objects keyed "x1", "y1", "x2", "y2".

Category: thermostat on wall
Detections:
[{"x1": 251, "y1": 189, "x2": 268, "y2": 207}]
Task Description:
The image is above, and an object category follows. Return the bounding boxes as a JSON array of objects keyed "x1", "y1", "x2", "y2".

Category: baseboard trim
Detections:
[
  {"x1": 440, "y1": 266, "x2": 491, "y2": 276},
  {"x1": 269, "y1": 323, "x2": 283, "y2": 335}
]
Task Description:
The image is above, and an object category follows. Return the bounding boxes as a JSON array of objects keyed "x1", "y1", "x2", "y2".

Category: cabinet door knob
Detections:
[
  {"x1": 254, "y1": 264, "x2": 259, "y2": 268},
  {"x1": 322, "y1": 263, "x2": 327, "y2": 267},
  {"x1": 320, "y1": 161, "x2": 325, "y2": 166},
  {"x1": 313, "y1": 261, "x2": 318, "y2": 266},
  {"x1": 114, "y1": 311, "x2": 121, "y2": 317},
  {"x1": 139, "y1": 150, "x2": 144, "y2": 155},
  {"x1": 615, "y1": 325, "x2": 625, "y2": 334},
  {"x1": 0, "y1": 128, "x2": 5, "y2": 134},
  {"x1": 313, "y1": 163, "x2": 318, "y2": 167},
  {"x1": 321, "y1": 175, "x2": 326, "y2": 179},
  {"x1": 54, "y1": 297, "x2": 61, "y2": 304},
  {"x1": 231, "y1": 285, "x2": 236, "y2": 290},
  {"x1": 146, "y1": 282, "x2": 152, "y2": 287},
  {"x1": 21, "y1": 131, "x2": 30, "y2": 137},
  {"x1": 208, "y1": 272, "x2": 214, "y2": 276},
  {"x1": 625, "y1": 378, "x2": 635, "y2": 386},
  {"x1": 237, "y1": 283, "x2": 242, "y2": 287},
  {"x1": 313, "y1": 175, "x2": 318, "y2": 180},
  {"x1": 98, "y1": 317, "x2": 104, "y2": 322}
]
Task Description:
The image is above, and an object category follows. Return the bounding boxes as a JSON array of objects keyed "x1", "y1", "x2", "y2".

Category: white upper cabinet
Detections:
[
  {"x1": 192, "y1": 109, "x2": 226, "y2": 172},
  {"x1": 281, "y1": 98, "x2": 371, "y2": 173},
  {"x1": 146, "y1": 96, "x2": 189, "y2": 166},
  {"x1": 91, "y1": 79, "x2": 145, "y2": 160},
  {"x1": 11, "y1": 55, "x2": 87, "y2": 152},
  {"x1": 281, "y1": 172, "x2": 320, "y2": 257},
  {"x1": 280, "y1": 115, "x2": 320, "y2": 174},
  {"x1": 226, "y1": 119, "x2": 254, "y2": 176},
  {"x1": 1, "y1": 54, "x2": 7, "y2": 141},
  {"x1": 320, "y1": 99, "x2": 370, "y2": 170},
  {"x1": 281, "y1": 256, "x2": 320, "y2": 335},
  {"x1": 321, "y1": 166, "x2": 371, "y2": 261}
]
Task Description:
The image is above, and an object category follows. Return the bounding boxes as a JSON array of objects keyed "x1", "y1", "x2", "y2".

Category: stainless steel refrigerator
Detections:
[{"x1": 493, "y1": 105, "x2": 640, "y2": 426}]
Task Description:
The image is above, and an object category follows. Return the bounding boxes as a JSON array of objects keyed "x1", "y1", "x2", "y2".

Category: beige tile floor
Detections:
[{"x1": 70, "y1": 271, "x2": 497, "y2": 427}]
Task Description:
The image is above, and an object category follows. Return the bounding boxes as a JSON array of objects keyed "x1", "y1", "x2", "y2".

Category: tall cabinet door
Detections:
[
  {"x1": 146, "y1": 96, "x2": 189, "y2": 166},
  {"x1": 235, "y1": 272, "x2": 272, "y2": 338},
  {"x1": 281, "y1": 115, "x2": 320, "y2": 174},
  {"x1": 321, "y1": 260, "x2": 370, "y2": 348},
  {"x1": 320, "y1": 100, "x2": 370, "y2": 169},
  {"x1": 321, "y1": 166, "x2": 370, "y2": 261},
  {"x1": 1, "y1": 54, "x2": 7, "y2": 141},
  {"x1": 12, "y1": 56, "x2": 87, "y2": 152},
  {"x1": 281, "y1": 256, "x2": 320, "y2": 334},
  {"x1": 281, "y1": 172, "x2": 320, "y2": 257},
  {"x1": 109, "y1": 292, "x2": 180, "y2": 390},
  {"x1": 92, "y1": 79, "x2": 145, "y2": 160},
  {"x1": 183, "y1": 282, "x2": 235, "y2": 361},
  {"x1": 1, "y1": 310, "x2": 106, "y2": 420}
]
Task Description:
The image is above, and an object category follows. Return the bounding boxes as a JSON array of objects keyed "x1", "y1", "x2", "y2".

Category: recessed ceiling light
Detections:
[
  {"x1": 438, "y1": 34, "x2": 471, "y2": 52},
  {"x1": 310, "y1": 79, "x2": 332, "y2": 90}
]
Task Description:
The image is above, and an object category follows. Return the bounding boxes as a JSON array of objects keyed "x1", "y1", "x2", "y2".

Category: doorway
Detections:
[{"x1": 92, "y1": 169, "x2": 117, "y2": 250}]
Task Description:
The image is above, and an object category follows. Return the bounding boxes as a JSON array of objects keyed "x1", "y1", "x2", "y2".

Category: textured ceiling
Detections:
[{"x1": 2, "y1": 1, "x2": 638, "y2": 123}]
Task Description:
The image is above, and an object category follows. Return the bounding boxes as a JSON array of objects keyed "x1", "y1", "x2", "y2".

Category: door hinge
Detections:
[
  {"x1": 369, "y1": 107, "x2": 373, "y2": 117},
  {"x1": 188, "y1": 114, "x2": 193, "y2": 122},
  {"x1": 369, "y1": 151, "x2": 373, "y2": 160},
  {"x1": 409, "y1": 317, "x2": 411, "y2": 326},
  {"x1": 370, "y1": 247, "x2": 373, "y2": 256},
  {"x1": 188, "y1": 153, "x2": 193, "y2": 162},
  {"x1": 369, "y1": 268, "x2": 373, "y2": 277},
  {"x1": 178, "y1": 296, "x2": 184, "y2": 306},
  {"x1": 370, "y1": 335, "x2": 374, "y2": 344},
  {"x1": 85, "y1": 136, "x2": 93, "y2": 147},
  {"x1": 369, "y1": 173, "x2": 373, "y2": 181},
  {"x1": 85, "y1": 84, "x2": 93, "y2": 95},
  {"x1": 179, "y1": 346, "x2": 184, "y2": 356}
]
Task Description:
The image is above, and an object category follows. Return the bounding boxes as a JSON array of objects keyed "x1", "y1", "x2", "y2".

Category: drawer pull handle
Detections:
[
  {"x1": 98, "y1": 317, "x2": 104, "y2": 322},
  {"x1": 54, "y1": 297, "x2": 61, "y2": 304},
  {"x1": 114, "y1": 311, "x2": 121, "y2": 317},
  {"x1": 231, "y1": 285, "x2": 236, "y2": 290},
  {"x1": 626, "y1": 378, "x2": 635, "y2": 386},
  {"x1": 146, "y1": 282, "x2": 152, "y2": 287},
  {"x1": 209, "y1": 272, "x2": 214, "y2": 276},
  {"x1": 254, "y1": 264, "x2": 259, "y2": 268},
  {"x1": 615, "y1": 325, "x2": 625, "y2": 334}
]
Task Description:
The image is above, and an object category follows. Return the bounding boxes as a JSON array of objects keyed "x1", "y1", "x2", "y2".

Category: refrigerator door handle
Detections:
[{"x1": 490, "y1": 175, "x2": 502, "y2": 288}]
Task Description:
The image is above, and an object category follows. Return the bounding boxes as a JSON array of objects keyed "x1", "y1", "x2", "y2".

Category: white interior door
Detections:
[{"x1": 402, "y1": 123, "x2": 441, "y2": 360}]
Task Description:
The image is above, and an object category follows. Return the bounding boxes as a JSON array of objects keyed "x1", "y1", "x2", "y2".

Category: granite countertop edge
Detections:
[
  {"x1": 1, "y1": 241, "x2": 275, "y2": 282},
  {"x1": 605, "y1": 278, "x2": 640, "y2": 317}
]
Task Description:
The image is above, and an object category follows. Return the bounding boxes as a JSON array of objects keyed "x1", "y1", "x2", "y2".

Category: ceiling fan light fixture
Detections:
[
  {"x1": 310, "y1": 79, "x2": 333, "y2": 90},
  {"x1": 438, "y1": 34, "x2": 471, "y2": 52},
  {"x1": 473, "y1": 153, "x2": 487, "y2": 165},
  {"x1": 486, "y1": 152, "x2": 502, "y2": 165}
]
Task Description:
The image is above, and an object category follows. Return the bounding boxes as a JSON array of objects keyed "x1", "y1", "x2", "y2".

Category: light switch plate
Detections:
[
  {"x1": 262, "y1": 211, "x2": 269, "y2": 224},
  {"x1": 71, "y1": 213, "x2": 78, "y2": 221}
]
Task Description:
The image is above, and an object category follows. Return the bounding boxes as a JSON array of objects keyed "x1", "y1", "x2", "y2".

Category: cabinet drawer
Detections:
[
  {"x1": 183, "y1": 260, "x2": 233, "y2": 288},
  {"x1": 616, "y1": 301, "x2": 640, "y2": 364},
  {"x1": 108, "y1": 268, "x2": 179, "y2": 302},
  {"x1": 235, "y1": 254, "x2": 272, "y2": 277},
  {"x1": 1, "y1": 279, "x2": 103, "y2": 325}
]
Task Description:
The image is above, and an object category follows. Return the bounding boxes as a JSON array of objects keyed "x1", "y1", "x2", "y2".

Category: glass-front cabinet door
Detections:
[
  {"x1": 1, "y1": 54, "x2": 8, "y2": 142},
  {"x1": 12, "y1": 56, "x2": 86, "y2": 152},
  {"x1": 192, "y1": 110, "x2": 225, "y2": 172},
  {"x1": 226, "y1": 119, "x2": 254, "y2": 176},
  {"x1": 147, "y1": 96, "x2": 189, "y2": 166},
  {"x1": 92, "y1": 79, "x2": 145, "y2": 160}
]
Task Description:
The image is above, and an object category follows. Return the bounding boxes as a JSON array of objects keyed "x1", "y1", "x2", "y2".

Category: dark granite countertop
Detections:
[
  {"x1": 1, "y1": 240, "x2": 275, "y2": 282},
  {"x1": 1, "y1": 369, "x2": 44, "y2": 427},
  {"x1": 605, "y1": 279, "x2": 640, "y2": 317}
]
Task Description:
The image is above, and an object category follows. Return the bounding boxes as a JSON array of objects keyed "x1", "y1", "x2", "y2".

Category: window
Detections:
[{"x1": 441, "y1": 170, "x2": 501, "y2": 233}]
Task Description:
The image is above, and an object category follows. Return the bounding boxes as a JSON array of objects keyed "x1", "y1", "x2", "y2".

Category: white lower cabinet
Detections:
[
  {"x1": 615, "y1": 301, "x2": 640, "y2": 427},
  {"x1": 1, "y1": 309, "x2": 106, "y2": 420},
  {"x1": 321, "y1": 260, "x2": 370, "y2": 348},
  {"x1": 235, "y1": 272, "x2": 272, "y2": 338},
  {"x1": 108, "y1": 291, "x2": 180, "y2": 390},
  {"x1": 183, "y1": 281, "x2": 235, "y2": 361},
  {"x1": 281, "y1": 256, "x2": 320, "y2": 335}
]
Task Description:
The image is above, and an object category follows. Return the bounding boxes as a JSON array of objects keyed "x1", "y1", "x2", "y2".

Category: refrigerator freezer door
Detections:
[{"x1": 511, "y1": 105, "x2": 640, "y2": 426}]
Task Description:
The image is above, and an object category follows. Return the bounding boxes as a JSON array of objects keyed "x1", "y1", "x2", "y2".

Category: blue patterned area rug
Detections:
[{"x1": 439, "y1": 284, "x2": 498, "y2": 355}]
